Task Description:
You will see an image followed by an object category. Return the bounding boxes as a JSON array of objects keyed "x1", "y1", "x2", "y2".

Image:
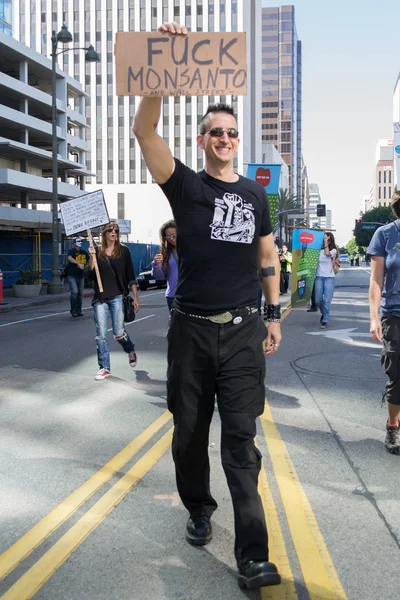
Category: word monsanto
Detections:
[{"x1": 115, "y1": 32, "x2": 247, "y2": 97}]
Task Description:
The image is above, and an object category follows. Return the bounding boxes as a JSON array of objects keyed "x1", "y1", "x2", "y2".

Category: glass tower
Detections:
[
  {"x1": 0, "y1": 0, "x2": 12, "y2": 35},
  {"x1": 261, "y1": 5, "x2": 302, "y2": 201}
]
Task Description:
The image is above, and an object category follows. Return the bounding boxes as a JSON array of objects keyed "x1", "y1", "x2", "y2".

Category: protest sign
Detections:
[
  {"x1": 60, "y1": 190, "x2": 109, "y2": 237},
  {"x1": 115, "y1": 31, "x2": 247, "y2": 97},
  {"x1": 246, "y1": 164, "x2": 281, "y2": 225},
  {"x1": 291, "y1": 228, "x2": 324, "y2": 308},
  {"x1": 60, "y1": 190, "x2": 109, "y2": 294},
  {"x1": 112, "y1": 219, "x2": 131, "y2": 234}
]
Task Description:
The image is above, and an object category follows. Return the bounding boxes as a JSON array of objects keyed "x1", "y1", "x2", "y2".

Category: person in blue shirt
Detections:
[
  {"x1": 65, "y1": 237, "x2": 89, "y2": 317},
  {"x1": 368, "y1": 190, "x2": 400, "y2": 454},
  {"x1": 151, "y1": 220, "x2": 178, "y2": 312}
]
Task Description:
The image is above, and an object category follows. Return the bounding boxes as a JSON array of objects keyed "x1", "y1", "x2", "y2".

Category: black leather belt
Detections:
[{"x1": 173, "y1": 306, "x2": 258, "y2": 324}]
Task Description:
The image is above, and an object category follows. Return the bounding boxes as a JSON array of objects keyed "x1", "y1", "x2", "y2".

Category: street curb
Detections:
[{"x1": 0, "y1": 291, "x2": 94, "y2": 313}]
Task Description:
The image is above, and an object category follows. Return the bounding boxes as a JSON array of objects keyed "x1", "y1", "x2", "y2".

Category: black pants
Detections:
[
  {"x1": 280, "y1": 270, "x2": 289, "y2": 294},
  {"x1": 381, "y1": 316, "x2": 400, "y2": 405},
  {"x1": 167, "y1": 310, "x2": 269, "y2": 567}
]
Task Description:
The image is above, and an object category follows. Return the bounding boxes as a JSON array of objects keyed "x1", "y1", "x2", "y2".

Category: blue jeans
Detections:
[
  {"x1": 315, "y1": 276, "x2": 335, "y2": 323},
  {"x1": 166, "y1": 296, "x2": 174, "y2": 312},
  {"x1": 66, "y1": 275, "x2": 84, "y2": 314},
  {"x1": 93, "y1": 295, "x2": 135, "y2": 371}
]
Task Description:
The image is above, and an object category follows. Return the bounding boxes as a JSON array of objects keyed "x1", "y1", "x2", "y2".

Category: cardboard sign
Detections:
[
  {"x1": 60, "y1": 190, "x2": 110, "y2": 237},
  {"x1": 112, "y1": 218, "x2": 131, "y2": 234},
  {"x1": 115, "y1": 31, "x2": 247, "y2": 97}
]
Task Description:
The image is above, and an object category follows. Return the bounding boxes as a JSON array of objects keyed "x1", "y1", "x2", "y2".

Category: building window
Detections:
[
  {"x1": 389, "y1": 187, "x2": 392, "y2": 198},
  {"x1": 384, "y1": 187, "x2": 386, "y2": 199},
  {"x1": 117, "y1": 193, "x2": 125, "y2": 219},
  {"x1": 384, "y1": 170, "x2": 387, "y2": 184},
  {"x1": 389, "y1": 170, "x2": 392, "y2": 184},
  {"x1": 379, "y1": 187, "x2": 381, "y2": 199},
  {"x1": 379, "y1": 171, "x2": 381, "y2": 184}
]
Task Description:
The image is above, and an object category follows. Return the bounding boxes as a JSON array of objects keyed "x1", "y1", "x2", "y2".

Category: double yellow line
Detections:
[
  {"x1": 0, "y1": 412, "x2": 173, "y2": 599},
  {"x1": 1, "y1": 304, "x2": 347, "y2": 600},
  {"x1": 258, "y1": 304, "x2": 346, "y2": 600}
]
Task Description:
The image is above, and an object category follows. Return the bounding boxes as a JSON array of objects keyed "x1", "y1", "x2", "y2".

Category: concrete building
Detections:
[
  {"x1": 393, "y1": 73, "x2": 400, "y2": 191},
  {"x1": 13, "y1": 0, "x2": 264, "y2": 243},
  {"x1": 261, "y1": 5, "x2": 302, "y2": 201},
  {"x1": 261, "y1": 142, "x2": 290, "y2": 192},
  {"x1": 374, "y1": 139, "x2": 393, "y2": 208},
  {"x1": 0, "y1": 0, "x2": 12, "y2": 36},
  {"x1": 0, "y1": 32, "x2": 90, "y2": 210},
  {"x1": 308, "y1": 183, "x2": 320, "y2": 228}
]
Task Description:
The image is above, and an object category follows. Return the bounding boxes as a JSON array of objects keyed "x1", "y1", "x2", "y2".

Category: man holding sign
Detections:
[{"x1": 133, "y1": 23, "x2": 281, "y2": 590}]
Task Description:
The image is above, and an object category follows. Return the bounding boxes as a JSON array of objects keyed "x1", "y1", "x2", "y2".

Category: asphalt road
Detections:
[{"x1": 0, "y1": 268, "x2": 399, "y2": 600}]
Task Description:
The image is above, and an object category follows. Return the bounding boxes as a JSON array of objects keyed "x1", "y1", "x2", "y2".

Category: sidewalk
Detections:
[{"x1": 0, "y1": 287, "x2": 94, "y2": 313}]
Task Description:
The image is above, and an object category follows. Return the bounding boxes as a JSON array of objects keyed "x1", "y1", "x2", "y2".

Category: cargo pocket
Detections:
[{"x1": 166, "y1": 361, "x2": 179, "y2": 414}]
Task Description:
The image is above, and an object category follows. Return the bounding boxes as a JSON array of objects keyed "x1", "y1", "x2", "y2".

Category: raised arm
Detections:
[
  {"x1": 132, "y1": 23, "x2": 188, "y2": 185},
  {"x1": 133, "y1": 97, "x2": 175, "y2": 184}
]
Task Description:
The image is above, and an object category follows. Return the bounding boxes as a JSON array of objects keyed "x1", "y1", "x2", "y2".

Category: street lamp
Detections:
[{"x1": 48, "y1": 25, "x2": 100, "y2": 294}]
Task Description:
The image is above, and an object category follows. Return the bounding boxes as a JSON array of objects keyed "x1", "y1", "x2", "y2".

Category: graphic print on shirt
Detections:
[{"x1": 210, "y1": 193, "x2": 255, "y2": 244}]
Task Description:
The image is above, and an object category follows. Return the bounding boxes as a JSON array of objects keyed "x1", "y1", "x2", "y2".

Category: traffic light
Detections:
[
  {"x1": 355, "y1": 219, "x2": 362, "y2": 231},
  {"x1": 317, "y1": 204, "x2": 326, "y2": 217}
]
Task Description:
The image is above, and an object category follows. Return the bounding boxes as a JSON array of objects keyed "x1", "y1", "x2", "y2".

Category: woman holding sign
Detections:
[
  {"x1": 315, "y1": 232, "x2": 339, "y2": 329},
  {"x1": 89, "y1": 222, "x2": 140, "y2": 381}
]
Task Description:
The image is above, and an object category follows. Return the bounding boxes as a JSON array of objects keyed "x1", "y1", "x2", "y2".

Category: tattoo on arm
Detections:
[{"x1": 261, "y1": 267, "x2": 275, "y2": 278}]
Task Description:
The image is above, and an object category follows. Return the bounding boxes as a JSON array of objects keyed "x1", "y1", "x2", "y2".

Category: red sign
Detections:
[
  {"x1": 255, "y1": 167, "x2": 271, "y2": 187},
  {"x1": 299, "y1": 232, "x2": 314, "y2": 245}
]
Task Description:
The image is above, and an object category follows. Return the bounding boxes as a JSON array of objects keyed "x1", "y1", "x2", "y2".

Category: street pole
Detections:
[{"x1": 48, "y1": 31, "x2": 64, "y2": 294}]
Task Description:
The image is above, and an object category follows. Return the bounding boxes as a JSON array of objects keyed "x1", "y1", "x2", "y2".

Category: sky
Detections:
[{"x1": 262, "y1": 0, "x2": 400, "y2": 245}]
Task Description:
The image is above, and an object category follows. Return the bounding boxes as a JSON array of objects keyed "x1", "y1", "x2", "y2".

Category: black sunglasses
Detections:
[
  {"x1": 105, "y1": 227, "x2": 119, "y2": 234},
  {"x1": 203, "y1": 127, "x2": 239, "y2": 139}
]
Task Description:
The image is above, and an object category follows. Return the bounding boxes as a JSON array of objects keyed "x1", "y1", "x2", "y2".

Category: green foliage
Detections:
[
  {"x1": 346, "y1": 238, "x2": 358, "y2": 255},
  {"x1": 354, "y1": 206, "x2": 395, "y2": 247},
  {"x1": 275, "y1": 188, "x2": 301, "y2": 242},
  {"x1": 17, "y1": 266, "x2": 42, "y2": 285}
]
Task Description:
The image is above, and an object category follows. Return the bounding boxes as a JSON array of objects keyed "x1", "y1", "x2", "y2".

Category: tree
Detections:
[
  {"x1": 354, "y1": 205, "x2": 395, "y2": 246},
  {"x1": 275, "y1": 188, "x2": 301, "y2": 243},
  {"x1": 346, "y1": 238, "x2": 358, "y2": 256}
]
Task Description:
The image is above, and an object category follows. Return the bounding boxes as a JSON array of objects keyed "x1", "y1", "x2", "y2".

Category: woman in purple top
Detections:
[{"x1": 151, "y1": 219, "x2": 178, "y2": 311}]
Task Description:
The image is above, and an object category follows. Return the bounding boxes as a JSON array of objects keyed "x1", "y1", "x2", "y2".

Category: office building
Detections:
[
  {"x1": 261, "y1": 5, "x2": 302, "y2": 201},
  {"x1": 261, "y1": 142, "x2": 289, "y2": 191},
  {"x1": 0, "y1": 32, "x2": 89, "y2": 209},
  {"x1": 374, "y1": 139, "x2": 393, "y2": 208},
  {"x1": 308, "y1": 183, "x2": 320, "y2": 228},
  {"x1": 13, "y1": 0, "x2": 263, "y2": 242},
  {"x1": 0, "y1": 0, "x2": 12, "y2": 35},
  {"x1": 393, "y1": 73, "x2": 400, "y2": 191}
]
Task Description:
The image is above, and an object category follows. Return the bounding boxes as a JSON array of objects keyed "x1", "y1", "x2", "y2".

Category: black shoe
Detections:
[
  {"x1": 76, "y1": 312, "x2": 84, "y2": 317},
  {"x1": 307, "y1": 307, "x2": 317, "y2": 312},
  {"x1": 70, "y1": 311, "x2": 78, "y2": 317},
  {"x1": 238, "y1": 560, "x2": 281, "y2": 589},
  {"x1": 185, "y1": 515, "x2": 212, "y2": 546},
  {"x1": 320, "y1": 322, "x2": 327, "y2": 329}
]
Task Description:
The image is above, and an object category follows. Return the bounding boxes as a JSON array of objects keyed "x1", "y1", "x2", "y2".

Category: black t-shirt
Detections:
[
  {"x1": 159, "y1": 159, "x2": 272, "y2": 315},
  {"x1": 91, "y1": 245, "x2": 136, "y2": 303},
  {"x1": 66, "y1": 248, "x2": 89, "y2": 278}
]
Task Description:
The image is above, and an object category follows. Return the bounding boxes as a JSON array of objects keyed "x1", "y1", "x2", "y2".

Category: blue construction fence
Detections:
[{"x1": 0, "y1": 232, "x2": 160, "y2": 288}]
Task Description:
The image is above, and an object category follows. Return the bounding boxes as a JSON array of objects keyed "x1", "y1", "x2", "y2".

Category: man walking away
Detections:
[
  {"x1": 65, "y1": 237, "x2": 89, "y2": 317},
  {"x1": 133, "y1": 21, "x2": 282, "y2": 591}
]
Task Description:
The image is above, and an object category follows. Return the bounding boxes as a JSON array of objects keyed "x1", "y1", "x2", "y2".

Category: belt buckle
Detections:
[{"x1": 208, "y1": 311, "x2": 233, "y2": 324}]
